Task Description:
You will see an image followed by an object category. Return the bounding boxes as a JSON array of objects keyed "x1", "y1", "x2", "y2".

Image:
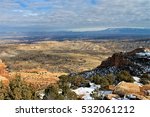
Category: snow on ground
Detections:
[
  {"x1": 133, "y1": 76, "x2": 143, "y2": 86},
  {"x1": 72, "y1": 83, "x2": 114, "y2": 100},
  {"x1": 136, "y1": 52, "x2": 150, "y2": 57},
  {"x1": 133, "y1": 76, "x2": 140, "y2": 82},
  {"x1": 73, "y1": 76, "x2": 144, "y2": 100},
  {"x1": 72, "y1": 83, "x2": 100, "y2": 100},
  {"x1": 99, "y1": 91, "x2": 112, "y2": 95},
  {"x1": 38, "y1": 90, "x2": 45, "y2": 99},
  {"x1": 73, "y1": 87, "x2": 94, "y2": 100}
]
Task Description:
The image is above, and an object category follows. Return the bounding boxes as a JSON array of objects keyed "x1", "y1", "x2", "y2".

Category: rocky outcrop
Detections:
[
  {"x1": 104, "y1": 85, "x2": 115, "y2": 91},
  {"x1": 10, "y1": 69, "x2": 60, "y2": 90},
  {"x1": 0, "y1": 60, "x2": 9, "y2": 86},
  {"x1": 140, "y1": 84, "x2": 150, "y2": 93},
  {"x1": 99, "y1": 48, "x2": 150, "y2": 76},
  {"x1": 100, "y1": 53, "x2": 129, "y2": 67},
  {"x1": 105, "y1": 82, "x2": 150, "y2": 100},
  {"x1": 0, "y1": 59, "x2": 61, "y2": 90},
  {"x1": 82, "y1": 48, "x2": 150, "y2": 78},
  {"x1": 114, "y1": 81, "x2": 141, "y2": 96},
  {"x1": 0, "y1": 60, "x2": 9, "y2": 78}
]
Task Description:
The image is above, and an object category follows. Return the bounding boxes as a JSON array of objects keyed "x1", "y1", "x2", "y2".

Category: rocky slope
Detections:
[
  {"x1": 82, "y1": 48, "x2": 150, "y2": 78},
  {"x1": 75, "y1": 48, "x2": 150, "y2": 100},
  {"x1": 10, "y1": 69, "x2": 60, "y2": 90},
  {"x1": 104, "y1": 81, "x2": 150, "y2": 100},
  {"x1": 0, "y1": 59, "x2": 60, "y2": 90}
]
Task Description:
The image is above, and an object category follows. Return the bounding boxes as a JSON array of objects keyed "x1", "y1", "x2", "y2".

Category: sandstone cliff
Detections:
[{"x1": 0, "y1": 60, "x2": 9, "y2": 86}]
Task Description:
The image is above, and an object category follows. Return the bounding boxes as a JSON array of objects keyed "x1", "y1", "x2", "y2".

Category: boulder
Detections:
[
  {"x1": 114, "y1": 81, "x2": 141, "y2": 96},
  {"x1": 132, "y1": 94, "x2": 148, "y2": 100},
  {"x1": 140, "y1": 84, "x2": 150, "y2": 96},
  {"x1": 105, "y1": 94, "x2": 120, "y2": 100},
  {"x1": 104, "y1": 85, "x2": 115, "y2": 91},
  {"x1": 141, "y1": 84, "x2": 150, "y2": 91}
]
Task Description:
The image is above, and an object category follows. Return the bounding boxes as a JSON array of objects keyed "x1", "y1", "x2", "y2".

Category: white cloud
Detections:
[{"x1": 0, "y1": 0, "x2": 150, "y2": 31}]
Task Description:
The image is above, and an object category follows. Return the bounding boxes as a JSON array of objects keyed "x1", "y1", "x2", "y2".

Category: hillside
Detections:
[
  {"x1": 0, "y1": 40, "x2": 150, "y2": 100},
  {"x1": 70, "y1": 48, "x2": 150, "y2": 100},
  {"x1": 82, "y1": 48, "x2": 150, "y2": 78}
]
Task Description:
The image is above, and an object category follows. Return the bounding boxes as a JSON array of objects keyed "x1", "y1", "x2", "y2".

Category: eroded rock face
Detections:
[
  {"x1": 114, "y1": 81, "x2": 141, "y2": 96},
  {"x1": 10, "y1": 69, "x2": 60, "y2": 90},
  {"x1": 100, "y1": 53, "x2": 129, "y2": 68},
  {"x1": 0, "y1": 59, "x2": 61, "y2": 90},
  {"x1": 98, "y1": 48, "x2": 150, "y2": 76},
  {"x1": 82, "y1": 48, "x2": 150, "y2": 78},
  {"x1": 0, "y1": 60, "x2": 9, "y2": 78},
  {"x1": 0, "y1": 60, "x2": 9, "y2": 86}
]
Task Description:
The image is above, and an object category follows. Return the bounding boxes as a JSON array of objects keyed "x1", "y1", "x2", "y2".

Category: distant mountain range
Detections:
[
  {"x1": 0, "y1": 28, "x2": 150, "y2": 40},
  {"x1": 100, "y1": 28, "x2": 150, "y2": 34}
]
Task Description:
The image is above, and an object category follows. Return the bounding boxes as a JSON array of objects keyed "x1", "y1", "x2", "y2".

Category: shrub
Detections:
[
  {"x1": 116, "y1": 71, "x2": 134, "y2": 83},
  {"x1": 105, "y1": 74, "x2": 115, "y2": 85},
  {"x1": 0, "y1": 81, "x2": 9, "y2": 100},
  {"x1": 140, "y1": 73, "x2": 150, "y2": 85},
  {"x1": 0, "y1": 75, "x2": 39, "y2": 100},
  {"x1": 64, "y1": 90, "x2": 77, "y2": 100},
  {"x1": 44, "y1": 83, "x2": 77, "y2": 100},
  {"x1": 90, "y1": 75, "x2": 109, "y2": 88},
  {"x1": 90, "y1": 88, "x2": 103, "y2": 100},
  {"x1": 9, "y1": 76, "x2": 38, "y2": 100},
  {"x1": 44, "y1": 84, "x2": 64, "y2": 100}
]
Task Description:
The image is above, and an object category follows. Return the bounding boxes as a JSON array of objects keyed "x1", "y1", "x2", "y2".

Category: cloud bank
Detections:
[{"x1": 0, "y1": 0, "x2": 150, "y2": 31}]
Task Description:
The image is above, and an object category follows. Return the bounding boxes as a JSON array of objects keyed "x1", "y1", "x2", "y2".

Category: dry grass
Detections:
[{"x1": 0, "y1": 40, "x2": 150, "y2": 74}]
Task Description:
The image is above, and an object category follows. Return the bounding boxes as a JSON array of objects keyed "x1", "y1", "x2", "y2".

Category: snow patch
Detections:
[
  {"x1": 133, "y1": 76, "x2": 143, "y2": 86},
  {"x1": 72, "y1": 83, "x2": 101, "y2": 100},
  {"x1": 136, "y1": 52, "x2": 150, "y2": 57},
  {"x1": 133, "y1": 76, "x2": 140, "y2": 82}
]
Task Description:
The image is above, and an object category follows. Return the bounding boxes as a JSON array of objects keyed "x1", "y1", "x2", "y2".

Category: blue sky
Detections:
[{"x1": 0, "y1": 0, "x2": 150, "y2": 32}]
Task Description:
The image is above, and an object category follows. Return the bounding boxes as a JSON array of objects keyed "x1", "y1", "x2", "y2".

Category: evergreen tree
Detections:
[
  {"x1": 9, "y1": 75, "x2": 38, "y2": 100},
  {"x1": 116, "y1": 71, "x2": 134, "y2": 83},
  {"x1": 0, "y1": 81, "x2": 9, "y2": 100},
  {"x1": 44, "y1": 84, "x2": 64, "y2": 100}
]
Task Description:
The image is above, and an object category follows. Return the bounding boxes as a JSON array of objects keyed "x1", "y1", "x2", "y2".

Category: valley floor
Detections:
[{"x1": 0, "y1": 39, "x2": 150, "y2": 100}]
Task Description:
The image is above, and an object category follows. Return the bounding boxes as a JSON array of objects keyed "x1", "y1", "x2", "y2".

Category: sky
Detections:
[{"x1": 0, "y1": 0, "x2": 150, "y2": 32}]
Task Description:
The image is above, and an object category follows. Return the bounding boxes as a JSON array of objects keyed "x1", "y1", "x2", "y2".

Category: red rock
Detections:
[
  {"x1": 0, "y1": 60, "x2": 9, "y2": 78},
  {"x1": 98, "y1": 48, "x2": 150, "y2": 68},
  {"x1": 0, "y1": 76, "x2": 9, "y2": 86},
  {"x1": 114, "y1": 81, "x2": 141, "y2": 96},
  {"x1": 104, "y1": 85, "x2": 115, "y2": 91},
  {"x1": 141, "y1": 84, "x2": 150, "y2": 91},
  {"x1": 132, "y1": 94, "x2": 148, "y2": 100},
  {"x1": 99, "y1": 52, "x2": 130, "y2": 68},
  {"x1": 95, "y1": 48, "x2": 150, "y2": 76},
  {"x1": 105, "y1": 94, "x2": 120, "y2": 100}
]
